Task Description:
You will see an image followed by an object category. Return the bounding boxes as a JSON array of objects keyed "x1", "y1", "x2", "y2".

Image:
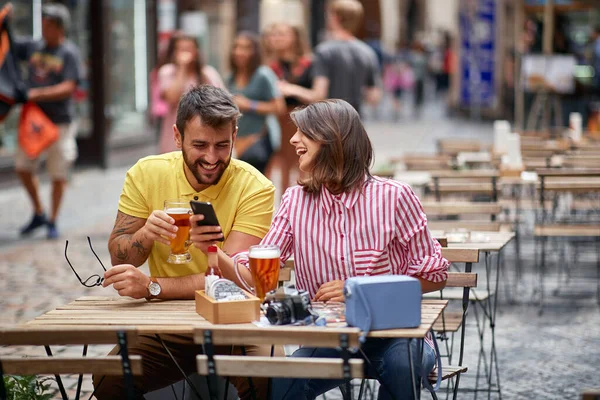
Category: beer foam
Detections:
[
  {"x1": 249, "y1": 248, "x2": 280, "y2": 259},
  {"x1": 166, "y1": 208, "x2": 190, "y2": 215}
]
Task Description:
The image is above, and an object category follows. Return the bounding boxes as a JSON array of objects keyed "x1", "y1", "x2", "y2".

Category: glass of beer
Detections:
[
  {"x1": 164, "y1": 200, "x2": 192, "y2": 264},
  {"x1": 233, "y1": 245, "x2": 281, "y2": 300}
]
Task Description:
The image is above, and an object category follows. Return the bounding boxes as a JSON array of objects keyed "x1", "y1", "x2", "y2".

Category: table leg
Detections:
[
  {"x1": 514, "y1": 184, "x2": 523, "y2": 293},
  {"x1": 539, "y1": 236, "x2": 548, "y2": 316},
  {"x1": 491, "y1": 253, "x2": 503, "y2": 400},
  {"x1": 74, "y1": 344, "x2": 88, "y2": 400},
  {"x1": 266, "y1": 345, "x2": 274, "y2": 400},
  {"x1": 339, "y1": 333, "x2": 353, "y2": 400},
  {"x1": 240, "y1": 346, "x2": 258, "y2": 400},
  {"x1": 155, "y1": 335, "x2": 205, "y2": 400},
  {"x1": 116, "y1": 331, "x2": 136, "y2": 400},
  {"x1": 472, "y1": 302, "x2": 489, "y2": 400},
  {"x1": 44, "y1": 345, "x2": 69, "y2": 400}
]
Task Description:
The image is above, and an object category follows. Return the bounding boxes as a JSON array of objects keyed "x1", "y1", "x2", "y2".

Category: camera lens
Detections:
[{"x1": 266, "y1": 303, "x2": 291, "y2": 325}]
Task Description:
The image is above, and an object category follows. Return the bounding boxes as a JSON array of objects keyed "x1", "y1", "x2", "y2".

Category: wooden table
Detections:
[
  {"x1": 23, "y1": 297, "x2": 447, "y2": 400},
  {"x1": 430, "y1": 230, "x2": 515, "y2": 252},
  {"x1": 25, "y1": 296, "x2": 448, "y2": 340}
]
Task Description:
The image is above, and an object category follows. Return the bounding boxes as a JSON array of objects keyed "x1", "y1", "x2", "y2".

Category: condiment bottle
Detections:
[{"x1": 205, "y1": 245, "x2": 223, "y2": 294}]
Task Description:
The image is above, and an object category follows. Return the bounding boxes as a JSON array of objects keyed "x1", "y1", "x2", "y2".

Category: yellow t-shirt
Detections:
[{"x1": 118, "y1": 151, "x2": 275, "y2": 277}]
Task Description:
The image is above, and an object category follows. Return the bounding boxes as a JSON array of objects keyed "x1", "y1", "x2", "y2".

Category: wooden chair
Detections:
[
  {"x1": 423, "y1": 201, "x2": 505, "y2": 232},
  {"x1": 194, "y1": 326, "x2": 363, "y2": 400},
  {"x1": 425, "y1": 248, "x2": 484, "y2": 399},
  {"x1": 391, "y1": 154, "x2": 453, "y2": 171},
  {"x1": 533, "y1": 224, "x2": 600, "y2": 313},
  {"x1": 533, "y1": 168, "x2": 600, "y2": 313},
  {"x1": 437, "y1": 139, "x2": 487, "y2": 157},
  {"x1": 424, "y1": 271, "x2": 475, "y2": 400},
  {"x1": 562, "y1": 154, "x2": 600, "y2": 169},
  {"x1": 0, "y1": 326, "x2": 142, "y2": 400},
  {"x1": 428, "y1": 170, "x2": 500, "y2": 202}
]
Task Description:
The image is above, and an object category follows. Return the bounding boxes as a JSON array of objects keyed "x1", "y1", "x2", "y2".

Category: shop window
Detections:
[{"x1": 107, "y1": 0, "x2": 150, "y2": 144}]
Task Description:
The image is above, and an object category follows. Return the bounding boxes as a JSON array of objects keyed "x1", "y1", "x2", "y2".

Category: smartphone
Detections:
[{"x1": 189, "y1": 200, "x2": 224, "y2": 241}]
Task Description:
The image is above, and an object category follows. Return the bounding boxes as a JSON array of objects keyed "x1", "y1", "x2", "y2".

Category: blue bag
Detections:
[
  {"x1": 344, "y1": 275, "x2": 442, "y2": 392},
  {"x1": 345, "y1": 275, "x2": 421, "y2": 331}
]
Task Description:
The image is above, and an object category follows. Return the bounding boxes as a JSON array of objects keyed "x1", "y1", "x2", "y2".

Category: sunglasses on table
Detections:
[{"x1": 64, "y1": 236, "x2": 107, "y2": 287}]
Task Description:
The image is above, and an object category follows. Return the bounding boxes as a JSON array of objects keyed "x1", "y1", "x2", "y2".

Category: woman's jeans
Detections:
[{"x1": 271, "y1": 337, "x2": 436, "y2": 400}]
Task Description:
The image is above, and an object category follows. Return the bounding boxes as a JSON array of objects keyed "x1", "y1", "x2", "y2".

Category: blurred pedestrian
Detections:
[
  {"x1": 260, "y1": 23, "x2": 277, "y2": 65},
  {"x1": 433, "y1": 32, "x2": 452, "y2": 94},
  {"x1": 269, "y1": 23, "x2": 312, "y2": 190},
  {"x1": 149, "y1": 44, "x2": 169, "y2": 140},
  {"x1": 410, "y1": 40, "x2": 427, "y2": 117},
  {"x1": 9, "y1": 3, "x2": 82, "y2": 239},
  {"x1": 226, "y1": 31, "x2": 285, "y2": 174},
  {"x1": 157, "y1": 33, "x2": 224, "y2": 153},
  {"x1": 383, "y1": 41, "x2": 413, "y2": 121},
  {"x1": 297, "y1": 0, "x2": 381, "y2": 115}
]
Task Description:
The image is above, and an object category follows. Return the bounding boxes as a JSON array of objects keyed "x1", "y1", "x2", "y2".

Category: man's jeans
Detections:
[{"x1": 271, "y1": 337, "x2": 436, "y2": 400}]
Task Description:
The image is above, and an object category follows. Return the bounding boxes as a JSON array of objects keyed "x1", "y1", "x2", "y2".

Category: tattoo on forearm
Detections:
[
  {"x1": 132, "y1": 240, "x2": 146, "y2": 257},
  {"x1": 116, "y1": 243, "x2": 128, "y2": 261},
  {"x1": 110, "y1": 211, "x2": 151, "y2": 263},
  {"x1": 112, "y1": 212, "x2": 139, "y2": 236}
]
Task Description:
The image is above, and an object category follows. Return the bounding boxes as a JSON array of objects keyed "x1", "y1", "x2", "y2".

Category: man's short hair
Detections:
[
  {"x1": 329, "y1": 0, "x2": 364, "y2": 35},
  {"x1": 42, "y1": 3, "x2": 71, "y2": 31},
  {"x1": 175, "y1": 85, "x2": 241, "y2": 138}
]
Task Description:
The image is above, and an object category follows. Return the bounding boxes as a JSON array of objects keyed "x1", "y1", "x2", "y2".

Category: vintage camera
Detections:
[{"x1": 264, "y1": 286, "x2": 316, "y2": 325}]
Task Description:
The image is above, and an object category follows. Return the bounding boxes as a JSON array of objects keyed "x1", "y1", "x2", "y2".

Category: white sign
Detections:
[
  {"x1": 180, "y1": 12, "x2": 208, "y2": 37},
  {"x1": 158, "y1": 0, "x2": 177, "y2": 33}
]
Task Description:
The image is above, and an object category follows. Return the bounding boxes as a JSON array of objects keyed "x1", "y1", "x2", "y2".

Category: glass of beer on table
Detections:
[
  {"x1": 164, "y1": 200, "x2": 192, "y2": 264},
  {"x1": 233, "y1": 245, "x2": 281, "y2": 300}
]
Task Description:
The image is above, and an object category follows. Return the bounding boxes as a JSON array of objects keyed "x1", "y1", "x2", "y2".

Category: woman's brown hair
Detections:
[
  {"x1": 272, "y1": 23, "x2": 310, "y2": 59},
  {"x1": 229, "y1": 31, "x2": 262, "y2": 78},
  {"x1": 160, "y1": 32, "x2": 208, "y2": 84},
  {"x1": 290, "y1": 100, "x2": 373, "y2": 195}
]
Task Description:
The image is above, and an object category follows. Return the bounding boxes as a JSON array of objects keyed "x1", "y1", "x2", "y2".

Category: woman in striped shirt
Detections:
[{"x1": 228, "y1": 99, "x2": 449, "y2": 399}]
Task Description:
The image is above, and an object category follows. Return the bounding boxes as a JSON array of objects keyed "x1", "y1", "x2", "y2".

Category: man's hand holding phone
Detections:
[{"x1": 189, "y1": 201, "x2": 224, "y2": 254}]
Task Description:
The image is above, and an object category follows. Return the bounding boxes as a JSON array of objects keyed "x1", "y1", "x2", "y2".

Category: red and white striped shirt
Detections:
[{"x1": 262, "y1": 177, "x2": 449, "y2": 298}]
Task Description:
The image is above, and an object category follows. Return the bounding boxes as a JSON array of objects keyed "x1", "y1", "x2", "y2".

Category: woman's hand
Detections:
[
  {"x1": 233, "y1": 95, "x2": 252, "y2": 112},
  {"x1": 277, "y1": 80, "x2": 297, "y2": 97},
  {"x1": 313, "y1": 280, "x2": 345, "y2": 303}
]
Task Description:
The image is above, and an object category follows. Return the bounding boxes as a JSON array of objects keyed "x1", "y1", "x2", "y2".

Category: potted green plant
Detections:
[{"x1": 2, "y1": 375, "x2": 54, "y2": 400}]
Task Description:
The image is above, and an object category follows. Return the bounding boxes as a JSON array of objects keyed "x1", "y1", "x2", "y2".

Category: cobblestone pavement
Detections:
[{"x1": 1, "y1": 100, "x2": 599, "y2": 399}]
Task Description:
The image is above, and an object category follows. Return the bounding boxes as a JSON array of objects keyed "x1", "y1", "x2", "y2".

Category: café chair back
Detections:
[{"x1": 0, "y1": 326, "x2": 142, "y2": 400}]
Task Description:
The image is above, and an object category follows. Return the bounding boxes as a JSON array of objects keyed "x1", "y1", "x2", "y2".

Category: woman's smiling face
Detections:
[{"x1": 290, "y1": 129, "x2": 321, "y2": 172}]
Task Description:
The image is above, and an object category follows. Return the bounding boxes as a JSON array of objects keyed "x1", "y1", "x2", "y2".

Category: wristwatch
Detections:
[{"x1": 146, "y1": 277, "x2": 161, "y2": 300}]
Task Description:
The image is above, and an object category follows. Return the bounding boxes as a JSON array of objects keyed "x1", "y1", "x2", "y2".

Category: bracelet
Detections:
[{"x1": 249, "y1": 100, "x2": 258, "y2": 113}]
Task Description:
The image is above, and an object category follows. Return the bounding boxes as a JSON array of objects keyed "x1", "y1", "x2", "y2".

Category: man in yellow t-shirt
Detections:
[{"x1": 93, "y1": 85, "x2": 277, "y2": 400}]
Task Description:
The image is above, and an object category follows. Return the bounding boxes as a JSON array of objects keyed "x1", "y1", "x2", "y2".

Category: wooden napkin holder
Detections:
[{"x1": 195, "y1": 290, "x2": 260, "y2": 324}]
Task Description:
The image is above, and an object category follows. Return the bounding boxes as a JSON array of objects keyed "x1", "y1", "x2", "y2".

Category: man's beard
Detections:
[{"x1": 182, "y1": 147, "x2": 231, "y2": 187}]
